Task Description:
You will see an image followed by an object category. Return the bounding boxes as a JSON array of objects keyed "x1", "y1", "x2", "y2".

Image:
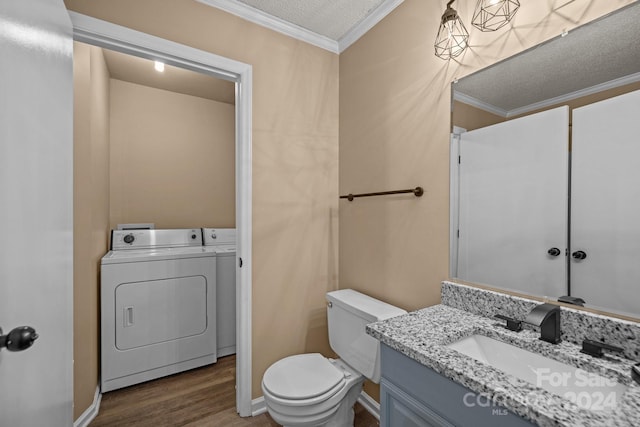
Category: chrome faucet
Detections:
[{"x1": 524, "y1": 303, "x2": 561, "y2": 344}]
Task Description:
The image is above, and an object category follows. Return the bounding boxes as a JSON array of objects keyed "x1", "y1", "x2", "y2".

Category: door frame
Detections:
[
  {"x1": 69, "y1": 12, "x2": 254, "y2": 417},
  {"x1": 449, "y1": 126, "x2": 465, "y2": 279}
]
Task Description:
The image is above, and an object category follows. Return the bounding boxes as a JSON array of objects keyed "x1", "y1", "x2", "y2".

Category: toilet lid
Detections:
[{"x1": 263, "y1": 353, "x2": 345, "y2": 400}]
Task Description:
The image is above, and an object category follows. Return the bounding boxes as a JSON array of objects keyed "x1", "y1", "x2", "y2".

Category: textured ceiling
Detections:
[
  {"x1": 197, "y1": 0, "x2": 404, "y2": 52},
  {"x1": 454, "y1": 2, "x2": 640, "y2": 116},
  {"x1": 236, "y1": 0, "x2": 387, "y2": 40},
  {"x1": 102, "y1": 48, "x2": 235, "y2": 105},
  {"x1": 96, "y1": 0, "x2": 401, "y2": 104}
]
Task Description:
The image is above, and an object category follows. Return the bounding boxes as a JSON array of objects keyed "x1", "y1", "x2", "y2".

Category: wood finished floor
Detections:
[{"x1": 90, "y1": 355, "x2": 379, "y2": 427}]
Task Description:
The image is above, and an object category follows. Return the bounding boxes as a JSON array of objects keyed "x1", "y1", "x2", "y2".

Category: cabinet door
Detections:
[
  {"x1": 380, "y1": 344, "x2": 536, "y2": 427},
  {"x1": 571, "y1": 89, "x2": 640, "y2": 317},
  {"x1": 381, "y1": 380, "x2": 455, "y2": 427},
  {"x1": 457, "y1": 106, "x2": 569, "y2": 296}
]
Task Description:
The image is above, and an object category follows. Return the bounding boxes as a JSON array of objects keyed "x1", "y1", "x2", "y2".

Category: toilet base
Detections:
[
  {"x1": 268, "y1": 379, "x2": 363, "y2": 427},
  {"x1": 317, "y1": 387, "x2": 357, "y2": 427}
]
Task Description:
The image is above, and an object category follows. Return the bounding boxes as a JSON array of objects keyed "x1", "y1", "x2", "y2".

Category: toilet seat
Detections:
[{"x1": 262, "y1": 354, "x2": 346, "y2": 403}]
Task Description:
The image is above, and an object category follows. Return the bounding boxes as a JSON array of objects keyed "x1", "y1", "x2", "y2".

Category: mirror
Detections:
[{"x1": 450, "y1": 2, "x2": 640, "y2": 319}]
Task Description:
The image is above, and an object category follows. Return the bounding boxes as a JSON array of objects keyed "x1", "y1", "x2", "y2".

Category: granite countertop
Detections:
[{"x1": 367, "y1": 304, "x2": 640, "y2": 427}]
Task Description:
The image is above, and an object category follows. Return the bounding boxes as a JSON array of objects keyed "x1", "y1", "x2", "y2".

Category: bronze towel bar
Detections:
[{"x1": 340, "y1": 187, "x2": 424, "y2": 202}]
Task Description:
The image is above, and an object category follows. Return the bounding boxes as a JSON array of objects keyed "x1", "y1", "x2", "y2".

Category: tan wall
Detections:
[
  {"x1": 339, "y1": 0, "x2": 635, "y2": 401},
  {"x1": 64, "y1": 0, "x2": 339, "y2": 409},
  {"x1": 73, "y1": 42, "x2": 111, "y2": 419},
  {"x1": 109, "y1": 79, "x2": 235, "y2": 229},
  {"x1": 453, "y1": 100, "x2": 506, "y2": 131}
]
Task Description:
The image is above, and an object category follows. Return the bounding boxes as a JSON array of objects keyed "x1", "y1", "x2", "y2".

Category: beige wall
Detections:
[
  {"x1": 73, "y1": 42, "x2": 111, "y2": 419},
  {"x1": 339, "y1": 0, "x2": 635, "y2": 401},
  {"x1": 109, "y1": 79, "x2": 235, "y2": 229},
  {"x1": 453, "y1": 100, "x2": 506, "y2": 131},
  {"x1": 65, "y1": 0, "x2": 339, "y2": 411}
]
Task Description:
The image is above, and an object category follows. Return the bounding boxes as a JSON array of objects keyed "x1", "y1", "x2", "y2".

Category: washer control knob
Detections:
[
  {"x1": 123, "y1": 234, "x2": 135, "y2": 244},
  {"x1": 191, "y1": 233, "x2": 197, "y2": 239}
]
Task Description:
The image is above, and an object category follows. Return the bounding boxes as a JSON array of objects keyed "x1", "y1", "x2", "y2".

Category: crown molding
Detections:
[
  {"x1": 196, "y1": 0, "x2": 339, "y2": 53},
  {"x1": 454, "y1": 72, "x2": 640, "y2": 119},
  {"x1": 506, "y1": 71, "x2": 640, "y2": 117},
  {"x1": 338, "y1": 0, "x2": 404, "y2": 52},
  {"x1": 197, "y1": 0, "x2": 404, "y2": 54},
  {"x1": 452, "y1": 90, "x2": 509, "y2": 117}
]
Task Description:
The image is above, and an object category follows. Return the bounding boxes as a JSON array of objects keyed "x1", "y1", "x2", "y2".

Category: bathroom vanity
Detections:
[
  {"x1": 367, "y1": 282, "x2": 640, "y2": 427},
  {"x1": 380, "y1": 343, "x2": 533, "y2": 426}
]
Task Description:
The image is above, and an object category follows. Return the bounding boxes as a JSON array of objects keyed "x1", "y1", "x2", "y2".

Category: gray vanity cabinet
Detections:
[{"x1": 379, "y1": 344, "x2": 535, "y2": 427}]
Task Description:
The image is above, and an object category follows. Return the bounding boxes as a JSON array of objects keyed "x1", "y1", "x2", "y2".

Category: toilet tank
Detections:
[{"x1": 326, "y1": 289, "x2": 406, "y2": 383}]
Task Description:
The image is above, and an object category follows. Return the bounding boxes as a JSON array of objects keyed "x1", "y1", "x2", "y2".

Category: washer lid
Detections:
[
  {"x1": 101, "y1": 247, "x2": 214, "y2": 264},
  {"x1": 263, "y1": 353, "x2": 344, "y2": 400}
]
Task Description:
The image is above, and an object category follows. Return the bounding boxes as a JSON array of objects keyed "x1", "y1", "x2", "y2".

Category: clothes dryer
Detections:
[
  {"x1": 100, "y1": 229, "x2": 217, "y2": 392},
  {"x1": 203, "y1": 228, "x2": 236, "y2": 357}
]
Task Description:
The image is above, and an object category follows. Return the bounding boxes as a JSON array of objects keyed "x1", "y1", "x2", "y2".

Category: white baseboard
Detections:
[
  {"x1": 357, "y1": 391, "x2": 380, "y2": 421},
  {"x1": 251, "y1": 396, "x2": 267, "y2": 416},
  {"x1": 73, "y1": 386, "x2": 102, "y2": 427}
]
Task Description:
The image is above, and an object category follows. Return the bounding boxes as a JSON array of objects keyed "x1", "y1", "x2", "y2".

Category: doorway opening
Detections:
[{"x1": 70, "y1": 12, "x2": 253, "y2": 417}]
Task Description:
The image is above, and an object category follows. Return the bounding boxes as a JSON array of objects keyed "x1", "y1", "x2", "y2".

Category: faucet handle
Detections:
[
  {"x1": 494, "y1": 314, "x2": 523, "y2": 332},
  {"x1": 580, "y1": 339, "x2": 623, "y2": 358}
]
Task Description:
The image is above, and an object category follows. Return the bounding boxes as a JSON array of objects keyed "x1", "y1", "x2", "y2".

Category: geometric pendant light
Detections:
[
  {"x1": 435, "y1": 0, "x2": 470, "y2": 60},
  {"x1": 471, "y1": 0, "x2": 520, "y2": 32}
]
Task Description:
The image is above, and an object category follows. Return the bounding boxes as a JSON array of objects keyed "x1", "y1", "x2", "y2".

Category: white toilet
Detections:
[{"x1": 261, "y1": 289, "x2": 407, "y2": 427}]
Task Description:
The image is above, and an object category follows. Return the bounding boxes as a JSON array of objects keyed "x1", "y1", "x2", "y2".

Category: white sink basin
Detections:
[{"x1": 447, "y1": 334, "x2": 628, "y2": 411}]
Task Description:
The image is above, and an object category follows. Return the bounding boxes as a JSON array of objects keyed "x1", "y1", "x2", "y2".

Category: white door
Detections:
[
  {"x1": 0, "y1": 1, "x2": 74, "y2": 425},
  {"x1": 571, "y1": 89, "x2": 640, "y2": 317},
  {"x1": 457, "y1": 106, "x2": 569, "y2": 297}
]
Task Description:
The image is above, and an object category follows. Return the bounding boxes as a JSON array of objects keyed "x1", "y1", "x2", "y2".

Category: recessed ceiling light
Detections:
[{"x1": 154, "y1": 61, "x2": 165, "y2": 72}]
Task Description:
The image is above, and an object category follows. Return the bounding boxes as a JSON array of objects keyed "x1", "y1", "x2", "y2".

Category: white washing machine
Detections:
[
  {"x1": 203, "y1": 228, "x2": 236, "y2": 357},
  {"x1": 101, "y1": 229, "x2": 217, "y2": 392}
]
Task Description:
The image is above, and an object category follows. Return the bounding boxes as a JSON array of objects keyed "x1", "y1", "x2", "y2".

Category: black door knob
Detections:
[
  {"x1": 548, "y1": 247, "x2": 561, "y2": 257},
  {"x1": 0, "y1": 326, "x2": 39, "y2": 352},
  {"x1": 572, "y1": 250, "x2": 587, "y2": 260}
]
